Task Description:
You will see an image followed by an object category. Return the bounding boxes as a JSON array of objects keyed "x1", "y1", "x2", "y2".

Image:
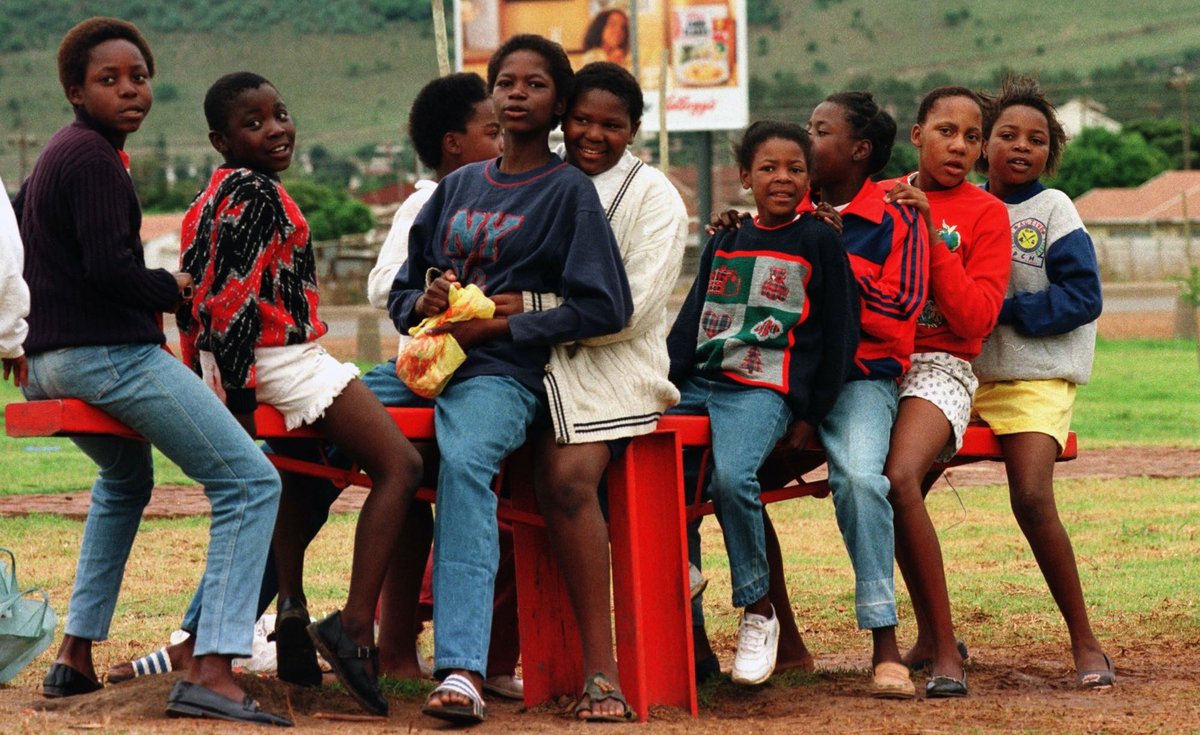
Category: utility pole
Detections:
[
  {"x1": 1171, "y1": 67, "x2": 1192, "y2": 169},
  {"x1": 6, "y1": 132, "x2": 37, "y2": 182}
]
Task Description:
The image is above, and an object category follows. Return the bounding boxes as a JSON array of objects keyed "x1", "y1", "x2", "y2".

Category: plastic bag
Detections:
[
  {"x1": 0, "y1": 547, "x2": 57, "y2": 683},
  {"x1": 396, "y1": 283, "x2": 495, "y2": 398}
]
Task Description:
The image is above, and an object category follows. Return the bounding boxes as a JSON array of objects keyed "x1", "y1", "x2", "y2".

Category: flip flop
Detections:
[
  {"x1": 422, "y1": 672, "x2": 488, "y2": 724},
  {"x1": 107, "y1": 647, "x2": 172, "y2": 685},
  {"x1": 1076, "y1": 653, "x2": 1116, "y2": 689},
  {"x1": 925, "y1": 671, "x2": 968, "y2": 698},
  {"x1": 574, "y1": 671, "x2": 635, "y2": 722}
]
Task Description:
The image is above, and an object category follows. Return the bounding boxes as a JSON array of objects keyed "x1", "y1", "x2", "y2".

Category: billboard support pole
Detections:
[
  {"x1": 659, "y1": 50, "x2": 669, "y2": 170},
  {"x1": 697, "y1": 131, "x2": 712, "y2": 237},
  {"x1": 432, "y1": 0, "x2": 451, "y2": 75}
]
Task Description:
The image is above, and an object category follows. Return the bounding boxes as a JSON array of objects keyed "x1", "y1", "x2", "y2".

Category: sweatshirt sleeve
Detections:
[
  {"x1": 0, "y1": 181, "x2": 29, "y2": 359},
  {"x1": 998, "y1": 200, "x2": 1102, "y2": 336},
  {"x1": 795, "y1": 232, "x2": 859, "y2": 424},
  {"x1": 667, "y1": 232, "x2": 719, "y2": 383},
  {"x1": 578, "y1": 175, "x2": 688, "y2": 348},
  {"x1": 928, "y1": 200, "x2": 1011, "y2": 340},
  {"x1": 506, "y1": 203, "x2": 632, "y2": 346},
  {"x1": 67, "y1": 159, "x2": 179, "y2": 312},
  {"x1": 856, "y1": 204, "x2": 928, "y2": 340}
]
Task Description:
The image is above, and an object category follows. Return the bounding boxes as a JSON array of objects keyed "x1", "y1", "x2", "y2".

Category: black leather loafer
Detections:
[
  {"x1": 42, "y1": 663, "x2": 102, "y2": 698},
  {"x1": 166, "y1": 680, "x2": 292, "y2": 726}
]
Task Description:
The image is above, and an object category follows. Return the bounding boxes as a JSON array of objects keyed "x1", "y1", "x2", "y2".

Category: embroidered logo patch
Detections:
[
  {"x1": 936, "y1": 220, "x2": 961, "y2": 251},
  {"x1": 1011, "y1": 217, "x2": 1048, "y2": 268},
  {"x1": 916, "y1": 298, "x2": 945, "y2": 329}
]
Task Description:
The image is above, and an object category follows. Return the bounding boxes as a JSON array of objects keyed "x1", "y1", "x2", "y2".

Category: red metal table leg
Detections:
[{"x1": 607, "y1": 430, "x2": 698, "y2": 719}]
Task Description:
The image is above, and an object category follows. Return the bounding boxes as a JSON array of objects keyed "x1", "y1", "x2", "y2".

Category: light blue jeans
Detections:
[
  {"x1": 670, "y1": 376, "x2": 792, "y2": 609},
  {"x1": 818, "y1": 378, "x2": 899, "y2": 630},
  {"x1": 23, "y1": 344, "x2": 281, "y2": 658},
  {"x1": 431, "y1": 375, "x2": 541, "y2": 676}
]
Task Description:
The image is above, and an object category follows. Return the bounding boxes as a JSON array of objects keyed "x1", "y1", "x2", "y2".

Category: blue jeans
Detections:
[
  {"x1": 254, "y1": 358, "x2": 431, "y2": 615},
  {"x1": 818, "y1": 378, "x2": 899, "y2": 630},
  {"x1": 669, "y1": 376, "x2": 792, "y2": 609},
  {"x1": 431, "y1": 375, "x2": 542, "y2": 676},
  {"x1": 23, "y1": 344, "x2": 281, "y2": 657}
]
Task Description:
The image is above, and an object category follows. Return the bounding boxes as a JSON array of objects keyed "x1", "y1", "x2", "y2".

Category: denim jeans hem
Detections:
[{"x1": 730, "y1": 571, "x2": 770, "y2": 609}]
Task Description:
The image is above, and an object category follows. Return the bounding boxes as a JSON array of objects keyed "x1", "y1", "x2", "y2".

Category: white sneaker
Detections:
[
  {"x1": 689, "y1": 563, "x2": 708, "y2": 600},
  {"x1": 730, "y1": 605, "x2": 779, "y2": 685}
]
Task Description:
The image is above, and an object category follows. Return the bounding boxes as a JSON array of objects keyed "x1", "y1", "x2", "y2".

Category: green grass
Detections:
[
  {"x1": 1, "y1": 338, "x2": 1196, "y2": 496},
  {"x1": 3, "y1": 476, "x2": 1198, "y2": 697},
  {"x1": 1072, "y1": 338, "x2": 1200, "y2": 446},
  {"x1": 694, "y1": 475, "x2": 1200, "y2": 652}
]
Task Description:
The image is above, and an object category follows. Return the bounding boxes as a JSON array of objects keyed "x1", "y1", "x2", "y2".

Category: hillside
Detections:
[{"x1": 3, "y1": 0, "x2": 1200, "y2": 184}]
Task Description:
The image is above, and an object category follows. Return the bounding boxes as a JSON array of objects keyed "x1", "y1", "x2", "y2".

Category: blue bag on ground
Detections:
[{"x1": 0, "y1": 547, "x2": 57, "y2": 683}]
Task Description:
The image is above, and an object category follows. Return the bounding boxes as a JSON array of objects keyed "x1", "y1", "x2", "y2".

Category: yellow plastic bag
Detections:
[{"x1": 396, "y1": 283, "x2": 496, "y2": 398}]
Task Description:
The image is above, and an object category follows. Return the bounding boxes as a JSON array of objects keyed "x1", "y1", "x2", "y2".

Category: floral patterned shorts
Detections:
[{"x1": 898, "y1": 351, "x2": 978, "y2": 462}]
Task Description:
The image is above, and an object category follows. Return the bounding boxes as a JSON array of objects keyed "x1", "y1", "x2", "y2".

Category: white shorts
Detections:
[
  {"x1": 897, "y1": 351, "x2": 978, "y2": 462},
  {"x1": 200, "y1": 343, "x2": 360, "y2": 430}
]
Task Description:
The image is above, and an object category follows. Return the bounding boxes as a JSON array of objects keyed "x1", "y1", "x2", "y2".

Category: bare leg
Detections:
[
  {"x1": 763, "y1": 511, "x2": 813, "y2": 672},
  {"x1": 886, "y1": 398, "x2": 963, "y2": 679},
  {"x1": 377, "y1": 501, "x2": 434, "y2": 678},
  {"x1": 315, "y1": 379, "x2": 422, "y2": 650},
  {"x1": 531, "y1": 432, "x2": 626, "y2": 719},
  {"x1": 53, "y1": 635, "x2": 97, "y2": 684},
  {"x1": 1000, "y1": 432, "x2": 1108, "y2": 675}
]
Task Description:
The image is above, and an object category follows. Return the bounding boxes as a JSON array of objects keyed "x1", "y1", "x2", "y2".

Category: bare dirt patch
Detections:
[{"x1": 2, "y1": 640, "x2": 1197, "y2": 734}]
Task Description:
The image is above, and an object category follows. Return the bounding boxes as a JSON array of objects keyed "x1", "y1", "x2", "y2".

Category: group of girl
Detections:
[{"x1": 6, "y1": 13, "x2": 1108, "y2": 729}]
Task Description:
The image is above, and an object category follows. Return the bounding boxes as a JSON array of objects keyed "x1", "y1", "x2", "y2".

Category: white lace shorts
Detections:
[
  {"x1": 897, "y1": 351, "x2": 978, "y2": 462},
  {"x1": 200, "y1": 343, "x2": 360, "y2": 430}
]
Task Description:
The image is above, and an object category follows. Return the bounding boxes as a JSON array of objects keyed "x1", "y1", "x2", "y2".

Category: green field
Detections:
[
  {"x1": 0, "y1": 338, "x2": 1196, "y2": 497},
  {"x1": 5, "y1": 1, "x2": 1200, "y2": 182}
]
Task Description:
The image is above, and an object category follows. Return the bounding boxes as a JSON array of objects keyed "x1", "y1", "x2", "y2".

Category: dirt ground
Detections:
[{"x1": 3, "y1": 639, "x2": 1198, "y2": 734}]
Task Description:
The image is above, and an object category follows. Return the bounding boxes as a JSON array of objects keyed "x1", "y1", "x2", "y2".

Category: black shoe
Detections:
[
  {"x1": 166, "y1": 680, "x2": 292, "y2": 726},
  {"x1": 271, "y1": 596, "x2": 323, "y2": 687},
  {"x1": 926, "y1": 672, "x2": 968, "y2": 698},
  {"x1": 307, "y1": 611, "x2": 388, "y2": 716},
  {"x1": 695, "y1": 653, "x2": 721, "y2": 685},
  {"x1": 42, "y1": 663, "x2": 102, "y2": 698}
]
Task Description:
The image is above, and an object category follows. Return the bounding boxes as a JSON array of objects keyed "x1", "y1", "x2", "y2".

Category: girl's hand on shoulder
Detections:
[
  {"x1": 490, "y1": 292, "x2": 524, "y2": 317},
  {"x1": 429, "y1": 317, "x2": 510, "y2": 350},
  {"x1": 417, "y1": 269, "x2": 458, "y2": 317},
  {"x1": 705, "y1": 209, "x2": 751, "y2": 235},
  {"x1": 883, "y1": 182, "x2": 931, "y2": 224},
  {"x1": 813, "y1": 201, "x2": 843, "y2": 235}
]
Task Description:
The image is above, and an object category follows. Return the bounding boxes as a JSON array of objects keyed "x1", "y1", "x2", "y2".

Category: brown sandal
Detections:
[{"x1": 574, "y1": 672, "x2": 635, "y2": 722}]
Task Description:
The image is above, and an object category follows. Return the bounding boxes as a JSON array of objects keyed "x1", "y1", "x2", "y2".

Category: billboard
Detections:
[{"x1": 453, "y1": 0, "x2": 749, "y2": 132}]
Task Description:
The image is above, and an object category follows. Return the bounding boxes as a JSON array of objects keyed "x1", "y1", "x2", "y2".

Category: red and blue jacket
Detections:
[{"x1": 799, "y1": 178, "x2": 927, "y2": 380}]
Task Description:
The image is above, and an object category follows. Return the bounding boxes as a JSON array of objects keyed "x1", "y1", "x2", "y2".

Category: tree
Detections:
[
  {"x1": 1123, "y1": 118, "x2": 1200, "y2": 170},
  {"x1": 284, "y1": 179, "x2": 374, "y2": 241},
  {"x1": 1047, "y1": 127, "x2": 1170, "y2": 198}
]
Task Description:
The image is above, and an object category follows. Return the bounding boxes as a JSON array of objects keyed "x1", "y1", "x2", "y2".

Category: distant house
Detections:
[
  {"x1": 1058, "y1": 97, "x2": 1121, "y2": 140},
  {"x1": 141, "y1": 211, "x2": 185, "y2": 272},
  {"x1": 1074, "y1": 170, "x2": 1200, "y2": 280}
]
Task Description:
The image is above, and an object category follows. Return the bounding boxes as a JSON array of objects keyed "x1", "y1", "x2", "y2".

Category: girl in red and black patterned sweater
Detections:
[{"x1": 177, "y1": 72, "x2": 421, "y2": 717}]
